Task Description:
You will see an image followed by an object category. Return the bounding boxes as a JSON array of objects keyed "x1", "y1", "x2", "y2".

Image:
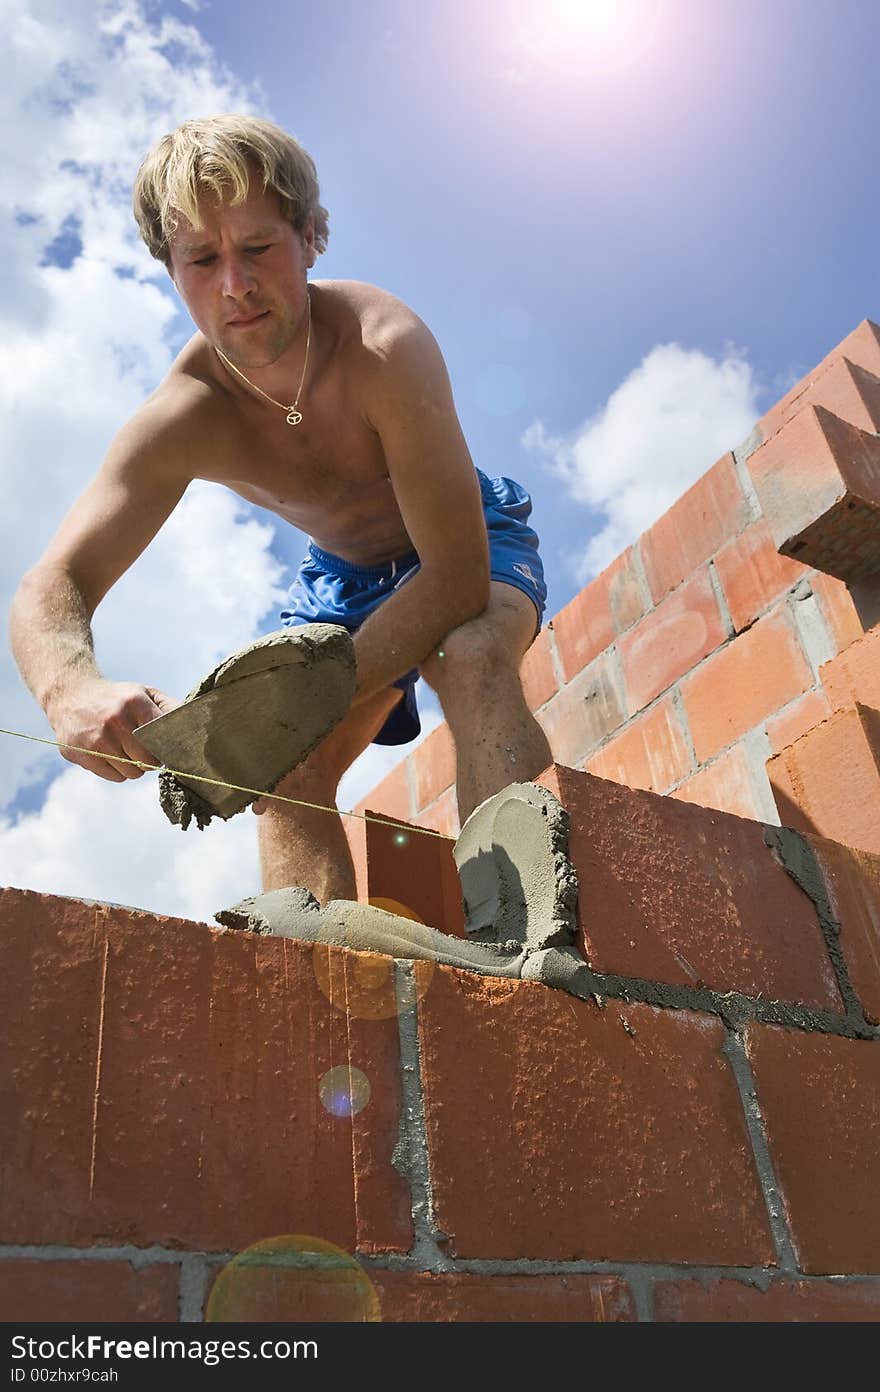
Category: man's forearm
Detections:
[
  {"x1": 9, "y1": 566, "x2": 102, "y2": 715},
  {"x1": 350, "y1": 564, "x2": 488, "y2": 704}
]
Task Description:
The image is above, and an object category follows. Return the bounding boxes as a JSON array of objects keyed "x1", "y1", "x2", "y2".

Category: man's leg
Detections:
[
  {"x1": 257, "y1": 685, "x2": 404, "y2": 901},
  {"x1": 420, "y1": 581, "x2": 552, "y2": 823}
]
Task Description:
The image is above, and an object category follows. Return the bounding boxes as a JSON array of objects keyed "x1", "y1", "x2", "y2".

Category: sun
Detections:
[
  {"x1": 508, "y1": 0, "x2": 660, "y2": 81},
  {"x1": 550, "y1": 0, "x2": 630, "y2": 41}
]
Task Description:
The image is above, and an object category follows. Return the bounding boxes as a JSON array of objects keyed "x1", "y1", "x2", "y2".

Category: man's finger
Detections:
[
  {"x1": 59, "y1": 744, "x2": 128, "y2": 783},
  {"x1": 145, "y1": 687, "x2": 182, "y2": 716},
  {"x1": 120, "y1": 729, "x2": 163, "y2": 773}
]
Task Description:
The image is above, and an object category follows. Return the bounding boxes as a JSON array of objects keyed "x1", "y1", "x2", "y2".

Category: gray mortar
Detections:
[
  {"x1": 216, "y1": 781, "x2": 586, "y2": 996},
  {"x1": 722, "y1": 1032, "x2": 799, "y2": 1270},
  {"x1": 136, "y1": 624, "x2": 356, "y2": 831},
  {"x1": 787, "y1": 583, "x2": 837, "y2": 681},
  {"x1": 707, "y1": 560, "x2": 736, "y2": 639},
  {"x1": 558, "y1": 960, "x2": 875, "y2": 1039},
  {"x1": 739, "y1": 727, "x2": 781, "y2": 825},
  {"x1": 733, "y1": 423, "x2": 764, "y2": 471},
  {"x1": 453, "y1": 782, "x2": 578, "y2": 950},
  {"x1": 392, "y1": 962, "x2": 453, "y2": 1266},
  {"x1": 763, "y1": 824, "x2": 868, "y2": 1025},
  {"x1": 178, "y1": 1255, "x2": 210, "y2": 1322}
]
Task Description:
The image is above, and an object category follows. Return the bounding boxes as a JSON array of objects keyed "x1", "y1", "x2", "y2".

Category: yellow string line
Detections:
[{"x1": 0, "y1": 724, "x2": 454, "y2": 841}]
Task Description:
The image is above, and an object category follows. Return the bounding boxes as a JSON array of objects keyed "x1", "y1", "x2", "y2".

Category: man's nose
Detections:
[{"x1": 221, "y1": 257, "x2": 257, "y2": 299}]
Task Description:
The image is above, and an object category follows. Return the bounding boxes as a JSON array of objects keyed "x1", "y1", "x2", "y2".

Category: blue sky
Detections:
[
  {"x1": 191, "y1": 0, "x2": 879, "y2": 604},
  {"x1": 0, "y1": 0, "x2": 877, "y2": 921}
]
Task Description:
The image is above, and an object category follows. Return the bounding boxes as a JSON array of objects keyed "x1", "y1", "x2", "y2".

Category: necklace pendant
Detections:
[{"x1": 285, "y1": 408, "x2": 303, "y2": 426}]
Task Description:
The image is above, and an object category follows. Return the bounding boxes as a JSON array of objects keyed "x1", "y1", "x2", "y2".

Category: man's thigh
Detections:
[{"x1": 272, "y1": 684, "x2": 405, "y2": 794}]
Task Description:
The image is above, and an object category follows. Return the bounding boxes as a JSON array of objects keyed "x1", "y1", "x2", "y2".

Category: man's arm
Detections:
[
  {"x1": 351, "y1": 308, "x2": 490, "y2": 702},
  {"x1": 9, "y1": 395, "x2": 194, "y2": 780}
]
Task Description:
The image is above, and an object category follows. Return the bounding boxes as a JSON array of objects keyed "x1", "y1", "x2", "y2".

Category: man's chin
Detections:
[{"x1": 215, "y1": 338, "x2": 284, "y2": 371}]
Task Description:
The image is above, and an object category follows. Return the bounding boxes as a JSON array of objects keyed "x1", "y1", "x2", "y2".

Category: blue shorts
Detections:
[{"x1": 279, "y1": 469, "x2": 546, "y2": 746}]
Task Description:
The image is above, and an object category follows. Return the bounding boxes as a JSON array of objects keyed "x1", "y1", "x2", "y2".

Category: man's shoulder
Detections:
[
  {"x1": 316, "y1": 279, "x2": 427, "y2": 355},
  {"x1": 110, "y1": 347, "x2": 224, "y2": 476}
]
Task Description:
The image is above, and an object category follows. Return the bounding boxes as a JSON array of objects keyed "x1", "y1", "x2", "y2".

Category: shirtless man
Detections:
[{"x1": 9, "y1": 115, "x2": 552, "y2": 904}]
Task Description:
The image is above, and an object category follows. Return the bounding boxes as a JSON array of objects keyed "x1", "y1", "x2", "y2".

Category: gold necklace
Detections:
[{"x1": 214, "y1": 288, "x2": 311, "y2": 426}]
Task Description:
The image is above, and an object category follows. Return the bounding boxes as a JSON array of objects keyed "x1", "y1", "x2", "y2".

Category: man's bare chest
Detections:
[{"x1": 197, "y1": 384, "x2": 406, "y2": 551}]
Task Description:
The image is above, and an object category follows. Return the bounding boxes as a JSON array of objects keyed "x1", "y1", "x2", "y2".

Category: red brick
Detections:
[
  {"x1": 0, "y1": 889, "x2": 412, "y2": 1254},
  {"x1": 820, "y1": 626, "x2": 880, "y2": 711},
  {"x1": 203, "y1": 1241, "x2": 381, "y2": 1321},
  {"x1": 682, "y1": 608, "x2": 814, "y2": 762},
  {"x1": 756, "y1": 333, "x2": 880, "y2": 445},
  {"x1": 537, "y1": 765, "x2": 842, "y2": 1010},
  {"x1": 417, "y1": 974, "x2": 774, "y2": 1265},
  {"x1": 810, "y1": 570, "x2": 866, "y2": 653},
  {"x1": 536, "y1": 652, "x2": 626, "y2": 767},
  {"x1": 617, "y1": 568, "x2": 726, "y2": 716},
  {"x1": 416, "y1": 786, "x2": 460, "y2": 838},
  {"x1": 747, "y1": 405, "x2": 880, "y2": 582},
  {"x1": 655, "y1": 1276, "x2": 880, "y2": 1322},
  {"x1": 745, "y1": 1025, "x2": 880, "y2": 1274},
  {"x1": 0, "y1": 1259, "x2": 179, "y2": 1322},
  {"x1": 767, "y1": 704, "x2": 880, "y2": 856},
  {"x1": 713, "y1": 520, "x2": 810, "y2": 633},
  {"x1": 767, "y1": 689, "x2": 833, "y2": 755},
  {"x1": 348, "y1": 806, "x2": 464, "y2": 936},
  {"x1": 353, "y1": 758, "x2": 412, "y2": 823},
  {"x1": 671, "y1": 742, "x2": 768, "y2": 822},
  {"x1": 807, "y1": 835, "x2": 880, "y2": 1024},
  {"x1": 369, "y1": 1270, "x2": 636, "y2": 1322},
  {"x1": 520, "y1": 625, "x2": 558, "y2": 709},
  {"x1": 584, "y1": 696, "x2": 691, "y2": 794},
  {"x1": 201, "y1": 1261, "x2": 635, "y2": 1323},
  {"x1": 640, "y1": 453, "x2": 752, "y2": 603},
  {"x1": 552, "y1": 549, "x2": 648, "y2": 680},
  {"x1": 412, "y1": 722, "x2": 456, "y2": 811}
]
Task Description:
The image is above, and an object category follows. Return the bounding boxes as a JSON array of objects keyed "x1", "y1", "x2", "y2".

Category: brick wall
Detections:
[
  {"x1": 2, "y1": 761, "x2": 879, "y2": 1322},
  {"x1": 4, "y1": 320, "x2": 880, "y2": 1325},
  {"x1": 354, "y1": 319, "x2": 880, "y2": 849}
]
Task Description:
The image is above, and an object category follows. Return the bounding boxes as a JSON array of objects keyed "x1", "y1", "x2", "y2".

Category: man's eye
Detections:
[
  {"x1": 247, "y1": 245, "x2": 270, "y2": 255},
  {"x1": 192, "y1": 256, "x2": 215, "y2": 266}
]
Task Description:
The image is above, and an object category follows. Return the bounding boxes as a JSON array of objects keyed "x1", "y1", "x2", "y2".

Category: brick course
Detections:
[
  {"x1": 538, "y1": 764, "x2": 842, "y2": 1010},
  {"x1": 417, "y1": 973, "x2": 775, "y2": 1265},
  {"x1": 745, "y1": 1024, "x2": 880, "y2": 1274}
]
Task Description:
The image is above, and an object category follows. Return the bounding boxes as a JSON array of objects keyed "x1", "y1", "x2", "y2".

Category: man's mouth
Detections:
[{"x1": 227, "y1": 310, "x2": 270, "y2": 328}]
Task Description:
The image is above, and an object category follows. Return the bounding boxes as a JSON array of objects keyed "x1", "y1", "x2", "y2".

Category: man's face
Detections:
[{"x1": 167, "y1": 181, "x2": 316, "y2": 369}]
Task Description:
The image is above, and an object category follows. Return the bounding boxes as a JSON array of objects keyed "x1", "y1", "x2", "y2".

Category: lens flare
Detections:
[
  {"x1": 319, "y1": 1065, "x2": 371, "y2": 1117},
  {"x1": 206, "y1": 1235, "x2": 380, "y2": 1323}
]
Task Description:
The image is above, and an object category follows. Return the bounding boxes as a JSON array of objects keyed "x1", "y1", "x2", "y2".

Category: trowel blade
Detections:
[{"x1": 133, "y1": 623, "x2": 357, "y2": 821}]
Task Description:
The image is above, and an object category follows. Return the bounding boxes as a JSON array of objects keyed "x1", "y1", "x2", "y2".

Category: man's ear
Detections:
[{"x1": 302, "y1": 223, "x2": 317, "y2": 269}]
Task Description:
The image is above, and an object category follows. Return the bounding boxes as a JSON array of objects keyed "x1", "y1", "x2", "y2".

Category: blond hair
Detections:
[{"x1": 133, "y1": 114, "x2": 329, "y2": 265}]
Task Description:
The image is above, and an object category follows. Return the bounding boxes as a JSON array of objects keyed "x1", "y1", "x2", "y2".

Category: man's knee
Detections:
[{"x1": 421, "y1": 614, "x2": 515, "y2": 695}]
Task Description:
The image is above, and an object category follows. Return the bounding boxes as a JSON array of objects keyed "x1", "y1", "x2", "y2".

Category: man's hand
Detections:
[{"x1": 49, "y1": 679, "x2": 180, "y2": 783}]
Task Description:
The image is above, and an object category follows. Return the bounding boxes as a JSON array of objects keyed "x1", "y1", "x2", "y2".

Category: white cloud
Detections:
[
  {"x1": 523, "y1": 341, "x2": 761, "y2": 583},
  {"x1": 0, "y1": 0, "x2": 462, "y2": 924},
  {"x1": 0, "y1": 765, "x2": 259, "y2": 923},
  {"x1": 0, "y1": 0, "x2": 286, "y2": 921}
]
